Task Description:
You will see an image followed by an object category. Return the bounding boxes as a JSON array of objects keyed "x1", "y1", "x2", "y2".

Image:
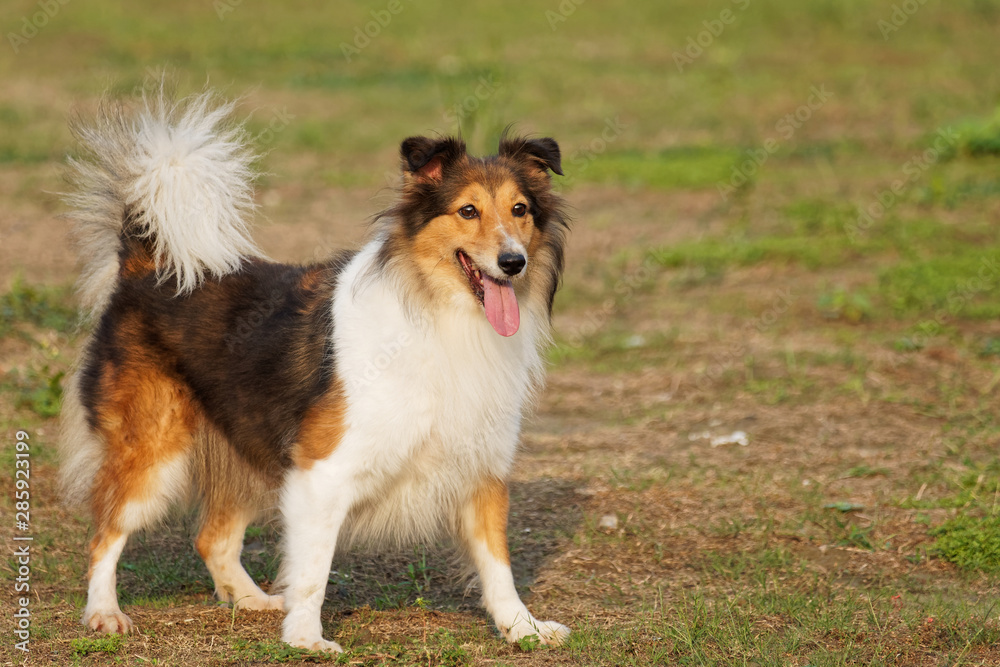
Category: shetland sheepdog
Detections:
[{"x1": 59, "y1": 90, "x2": 570, "y2": 652}]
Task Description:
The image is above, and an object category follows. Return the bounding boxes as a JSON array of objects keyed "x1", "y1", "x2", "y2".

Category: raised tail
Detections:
[{"x1": 64, "y1": 87, "x2": 264, "y2": 316}]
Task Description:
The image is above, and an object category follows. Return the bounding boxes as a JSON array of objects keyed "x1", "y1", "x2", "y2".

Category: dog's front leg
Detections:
[
  {"x1": 278, "y1": 465, "x2": 351, "y2": 653},
  {"x1": 459, "y1": 477, "x2": 570, "y2": 646}
]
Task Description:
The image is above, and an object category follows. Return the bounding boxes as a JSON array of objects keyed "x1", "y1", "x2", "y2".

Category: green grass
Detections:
[
  {"x1": 879, "y1": 253, "x2": 1000, "y2": 319},
  {"x1": 0, "y1": 279, "x2": 75, "y2": 418},
  {"x1": 1, "y1": 365, "x2": 63, "y2": 418},
  {"x1": 230, "y1": 638, "x2": 339, "y2": 663},
  {"x1": 647, "y1": 210, "x2": 1000, "y2": 323},
  {"x1": 562, "y1": 557, "x2": 1000, "y2": 667},
  {"x1": 0, "y1": 277, "x2": 76, "y2": 337},
  {"x1": 71, "y1": 634, "x2": 125, "y2": 657},
  {"x1": 371, "y1": 546, "x2": 436, "y2": 610},
  {"x1": 569, "y1": 146, "x2": 739, "y2": 190},
  {"x1": 947, "y1": 108, "x2": 1000, "y2": 158},
  {"x1": 932, "y1": 515, "x2": 1000, "y2": 573}
]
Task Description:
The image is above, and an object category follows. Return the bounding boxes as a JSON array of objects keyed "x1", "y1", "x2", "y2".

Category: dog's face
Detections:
[{"x1": 388, "y1": 135, "x2": 565, "y2": 336}]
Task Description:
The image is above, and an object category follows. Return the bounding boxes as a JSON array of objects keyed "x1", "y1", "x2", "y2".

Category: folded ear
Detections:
[
  {"x1": 499, "y1": 136, "x2": 563, "y2": 176},
  {"x1": 399, "y1": 136, "x2": 466, "y2": 182}
]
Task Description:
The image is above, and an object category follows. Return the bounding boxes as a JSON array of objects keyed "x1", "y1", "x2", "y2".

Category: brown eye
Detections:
[
  {"x1": 512, "y1": 203, "x2": 527, "y2": 217},
  {"x1": 459, "y1": 204, "x2": 478, "y2": 219}
]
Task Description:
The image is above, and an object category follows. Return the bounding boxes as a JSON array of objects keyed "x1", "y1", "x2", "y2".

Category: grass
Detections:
[
  {"x1": 70, "y1": 634, "x2": 125, "y2": 657},
  {"x1": 645, "y1": 212, "x2": 1000, "y2": 326},
  {"x1": 1, "y1": 365, "x2": 64, "y2": 418},
  {"x1": 0, "y1": 276, "x2": 76, "y2": 337},
  {"x1": 230, "y1": 638, "x2": 339, "y2": 663},
  {"x1": 570, "y1": 146, "x2": 740, "y2": 190},
  {"x1": 932, "y1": 515, "x2": 1000, "y2": 574},
  {"x1": 948, "y1": 108, "x2": 1000, "y2": 158},
  {"x1": 559, "y1": 561, "x2": 1000, "y2": 666}
]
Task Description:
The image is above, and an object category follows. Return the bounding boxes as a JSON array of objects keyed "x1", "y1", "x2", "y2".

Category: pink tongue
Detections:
[{"x1": 483, "y1": 275, "x2": 520, "y2": 336}]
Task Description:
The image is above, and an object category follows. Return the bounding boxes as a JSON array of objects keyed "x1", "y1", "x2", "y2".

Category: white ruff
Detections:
[{"x1": 324, "y1": 242, "x2": 546, "y2": 547}]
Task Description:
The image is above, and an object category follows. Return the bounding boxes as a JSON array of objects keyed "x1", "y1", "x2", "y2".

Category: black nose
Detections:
[{"x1": 497, "y1": 252, "x2": 526, "y2": 276}]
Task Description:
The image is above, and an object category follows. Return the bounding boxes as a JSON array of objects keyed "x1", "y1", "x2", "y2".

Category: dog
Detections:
[{"x1": 58, "y1": 89, "x2": 570, "y2": 652}]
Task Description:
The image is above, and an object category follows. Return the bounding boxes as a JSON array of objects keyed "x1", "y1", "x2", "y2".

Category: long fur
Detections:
[
  {"x1": 61, "y1": 86, "x2": 570, "y2": 651},
  {"x1": 58, "y1": 370, "x2": 105, "y2": 507},
  {"x1": 63, "y1": 88, "x2": 263, "y2": 318}
]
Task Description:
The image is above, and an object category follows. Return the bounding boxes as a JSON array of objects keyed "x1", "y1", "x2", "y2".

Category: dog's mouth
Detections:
[
  {"x1": 457, "y1": 250, "x2": 485, "y2": 304},
  {"x1": 456, "y1": 250, "x2": 520, "y2": 337}
]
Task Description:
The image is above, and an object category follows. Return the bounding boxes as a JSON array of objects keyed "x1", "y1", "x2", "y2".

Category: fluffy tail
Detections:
[{"x1": 64, "y1": 87, "x2": 263, "y2": 316}]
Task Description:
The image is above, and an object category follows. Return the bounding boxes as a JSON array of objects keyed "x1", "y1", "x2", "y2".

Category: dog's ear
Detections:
[
  {"x1": 499, "y1": 136, "x2": 563, "y2": 176},
  {"x1": 399, "y1": 136, "x2": 466, "y2": 182}
]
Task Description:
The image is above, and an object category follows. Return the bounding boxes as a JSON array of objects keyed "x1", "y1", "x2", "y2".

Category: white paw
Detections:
[
  {"x1": 233, "y1": 593, "x2": 285, "y2": 611},
  {"x1": 284, "y1": 636, "x2": 344, "y2": 653},
  {"x1": 84, "y1": 608, "x2": 134, "y2": 634},
  {"x1": 503, "y1": 617, "x2": 570, "y2": 646}
]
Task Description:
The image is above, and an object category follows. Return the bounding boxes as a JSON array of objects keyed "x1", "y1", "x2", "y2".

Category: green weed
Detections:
[
  {"x1": 0, "y1": 277, "x2": 76, "y2": 337},
  {"x1": 1, "y1": 365, "x2": 63, "y2": 417},
  {"x1": 71, "y1": 634, "x2": 125, "y2": 657},
  {"x1": 946, "y1": 108, "x2": 1000, "y2": 157},
  {"x1": 515, "y1": 633, "x2": 541, "y2": 652},
  {"x1": 373, "y1": 546, "x2": 436, "y2": 610},
  {"x1": 230, "y1": 638, "x2": 339, "y2": 663},
  {"x1": 931, "y1": 514, "x2": 1000, "y2": 573},
  {"x1": 817, "y1": 287, "x2": 874, "y2": 323},
  {"x1": 431, "y1": 629, "x2": 472, "y2": 666}
]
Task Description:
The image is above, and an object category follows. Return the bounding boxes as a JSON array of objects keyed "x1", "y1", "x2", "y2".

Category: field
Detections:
[{"x1": 2, "y1": 0, "x2": 1000, "y2": 664}]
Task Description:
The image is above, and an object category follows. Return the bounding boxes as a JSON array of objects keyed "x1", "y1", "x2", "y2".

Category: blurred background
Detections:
[{"x1": 3, "y1": 1, "x2": 1000, "y2": 664}]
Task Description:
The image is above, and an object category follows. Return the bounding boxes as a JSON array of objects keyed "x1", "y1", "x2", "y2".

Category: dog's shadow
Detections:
[
  {"x1": 326, "y1": 477, "x2": 585, "y2": 613},
  {"x1": 116, "y1": 478, "x2": 584, "y2": 613}
]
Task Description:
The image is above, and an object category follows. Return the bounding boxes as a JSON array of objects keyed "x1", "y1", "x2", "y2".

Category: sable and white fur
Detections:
[{"x1": 60, "y1": 89, "x2": 570, "y2": 652}]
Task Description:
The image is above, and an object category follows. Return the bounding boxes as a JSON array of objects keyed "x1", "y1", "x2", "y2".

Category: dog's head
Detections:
[{"x1": 379, "y1": 133, "x2": 568, "y2": 337}]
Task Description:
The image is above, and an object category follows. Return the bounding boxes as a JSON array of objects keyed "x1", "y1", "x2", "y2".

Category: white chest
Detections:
[{"x1": 326, "y1": 247, "x2": 548, "y2": 545}]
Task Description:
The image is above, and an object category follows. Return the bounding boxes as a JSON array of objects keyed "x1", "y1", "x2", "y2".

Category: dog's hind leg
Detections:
[
  {"x1": 84, "y1": 529, "x2": 132, "y2": 633},
  {"x1": 82, "y1": 363, "x2": 197, "y2": 634},
  {"x1": 196, "y1": 504, "x2": 284, "y2": 611},
  {"x1": 193, "y1": 427, "x2": 283, "y2": 611}
]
